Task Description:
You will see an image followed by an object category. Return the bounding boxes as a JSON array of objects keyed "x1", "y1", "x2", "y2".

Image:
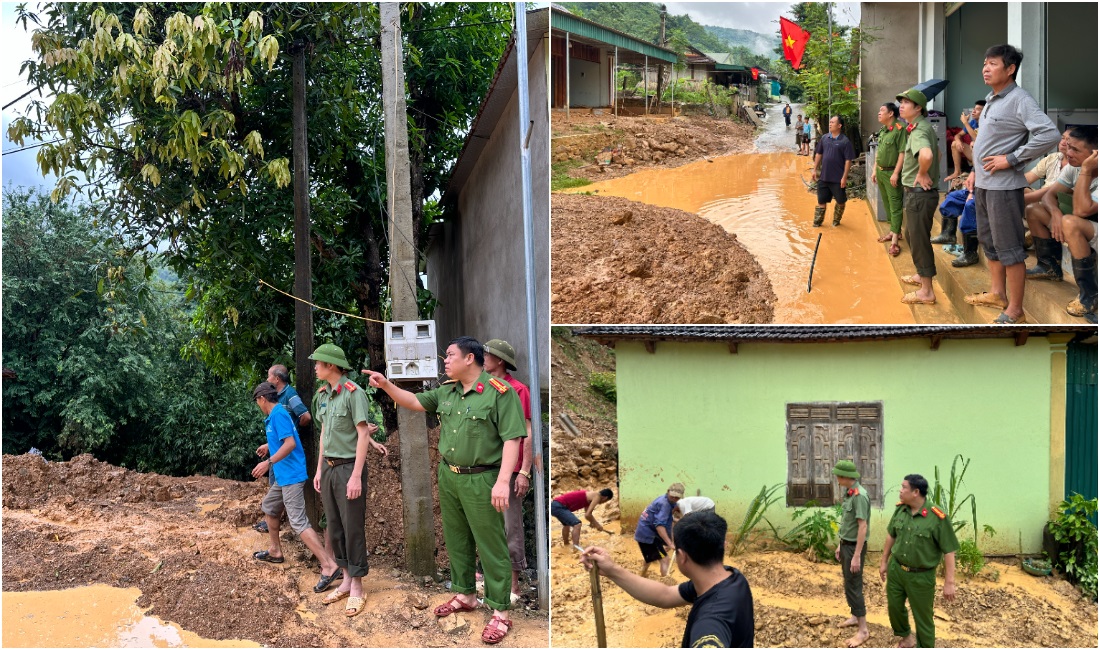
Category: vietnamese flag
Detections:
[
  {"x1": 780, "y1": 16, "x2": 810, "y2": 70},
  {"x1": 751, "y1": 67, "x2": 759, "y2": 80}
]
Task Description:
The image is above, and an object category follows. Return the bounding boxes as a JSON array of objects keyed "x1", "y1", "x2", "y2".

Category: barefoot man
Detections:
[
  {"x1": 832, "y1": 460, "x2": 870, "y2": 647},
  {"x1": 880, "y1": 474, "x2": 959, "y2": 648}
]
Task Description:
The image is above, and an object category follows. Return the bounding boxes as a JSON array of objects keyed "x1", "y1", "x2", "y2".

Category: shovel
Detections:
[{"x1": 577, "y1": 545, "x2": 608, "y2": 648}]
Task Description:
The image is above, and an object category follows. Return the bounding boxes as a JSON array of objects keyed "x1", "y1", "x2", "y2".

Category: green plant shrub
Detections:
[
  {"x1": 588, "y1": 372, "x2": 617, "y2": 403},
  {"x1": 783, "y1": 502, "x2": 840, "y2": 562},
  {"x1": 1048, "y1": 493, "x2": 1098, "y2": 600},
  {"x1": 956, "y1": 539, "x2": 986, "y2": 577},
  {"x1": 730, "y1": 483, "x2": 783, "y2": 555}
]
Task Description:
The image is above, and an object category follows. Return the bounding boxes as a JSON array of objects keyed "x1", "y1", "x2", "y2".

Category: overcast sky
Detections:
[
  {"x1": 662, "y1": 2, "x2": 861, "y2": 35},
  {"x1": 2, "y1": 2, "x2": 55, "y2": 192}
]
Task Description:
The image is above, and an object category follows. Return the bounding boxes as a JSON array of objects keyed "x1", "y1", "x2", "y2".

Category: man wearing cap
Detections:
[
  {"x1": 634, "y1": 483, "x2": 684, "y2": 577},
  {"x1": 879, "y1": 474, "x2": 959, "y2": 648},
  {"x1": 253, "y1": 364, "x2": 313, "y2": 536},
  {"x1": 895, "y1": 88, "x2": 941, "y2": 306},
  {"x1": 249, "y1": 381, "x2": 342, "y2": 593},
  {"x1": 832, "y1": 460, "x2": 871, "y2": 648},
  {"x1": 363, "y1": 336, "x2": 526, "y2": 644},
  {"x1": 483, "y1": 338, "x2": 534, "y2": 603},
  {"x1": 309, "y1": 343, "x2": 389, "y2": 618},
  {"x1": 963, "y1": 44, "x2": 1060, "y2": 324},
  {"x1": 812, "y1": 115, "x2": 857, "y2": 227}
]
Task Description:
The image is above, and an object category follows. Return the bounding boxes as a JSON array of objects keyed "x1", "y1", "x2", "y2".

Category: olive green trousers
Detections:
[{"x1": 438, "y1": 464, "x2": 512, "y2": 611}]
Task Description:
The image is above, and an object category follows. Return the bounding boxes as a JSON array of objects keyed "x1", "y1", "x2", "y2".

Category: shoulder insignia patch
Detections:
[
  {"x1": 442, "y1": 379, "x2": 458, "y2": 385},
  {"x1": 475, "y1": 382, "x2": 484, "y2": 394},
  {"x1": 896, "y1": 501, "x2": 904, "y2": 507},
  {"x1": 488, "y1": 377, "x2": 509, "y2": 394},
  {"x1": 848, "y1": 488, "x2": 859, "y2": 497},
  {"x1": 344, "y1": 381, "x2": 357, "y2": 392},
  {"x1": 930, "y1": 506, "x2": 946, "y2": 519}
]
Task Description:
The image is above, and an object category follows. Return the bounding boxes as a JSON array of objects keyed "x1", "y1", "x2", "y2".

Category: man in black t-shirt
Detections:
[
  {"x1": 812, "y1": 114, "x2": 857, "y2": 227},
  {"x1": 582, "y1": 510, "x2": 754, "y2": 648}
]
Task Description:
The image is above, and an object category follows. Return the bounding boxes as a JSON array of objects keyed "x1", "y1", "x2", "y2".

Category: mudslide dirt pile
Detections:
[
  {"x1": 552, "y1": 194, "x2": 776, "y2": 324},
  {"x1": 553, "y1": 114, "x2": 755, "y2": 182}
]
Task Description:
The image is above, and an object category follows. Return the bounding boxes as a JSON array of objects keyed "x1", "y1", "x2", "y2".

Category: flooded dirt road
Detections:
[
  {"x1": 550, "y1": 521, "x2": 1098, "y2": 648},
  {"x1": 3, "y1": 585, "x2": 257, "y2": 648},
  {"x1": 573, "y1": 152, "x2": 914, "y2": 324}
]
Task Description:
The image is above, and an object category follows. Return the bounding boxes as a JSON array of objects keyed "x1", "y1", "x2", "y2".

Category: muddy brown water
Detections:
[
  {"x1": 570, "y1": 152, "x2": 916, "y2": 324},
  {"x1": 2, "y1": 585, "x2": 258, "y2": 648}
]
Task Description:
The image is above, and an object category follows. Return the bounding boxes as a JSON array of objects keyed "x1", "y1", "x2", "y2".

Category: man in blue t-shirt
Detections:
[
  {"x1": 254, "y1": 364, "x2": 312, "y2": 534},
  {"x1": 250, "y1": 382, "x2": 343, "y2": 594},
  {"x1": 584, "y1": 510, "x2": 755, "y2": 648},
  {"x1": 634, "y1": 482, "x2": 683, "y2": 577},
  {"x1": 812, "y1": 115, "x2": 857, "y2": 227}
]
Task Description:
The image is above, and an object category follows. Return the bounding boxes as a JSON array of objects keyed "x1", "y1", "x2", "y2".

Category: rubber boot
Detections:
[
  {"x1": 951, "y1": 232, "x2": 980, "y2": 267},
  {"x1": 813, "y1": 205, "x2": 825, "y2": 227},
  {"x1": 1067, "y1": 250, "x2": 1097, "y2": 322},
  {"x1": 931, "y1": 215, "x2": 957, "y2": 244},
  {"x1": 832, "y1": 202, "x2": 846, "y2": 226},
  {"x1": 1026, "y1": 237, "x2": 1064, "y2": 281}
]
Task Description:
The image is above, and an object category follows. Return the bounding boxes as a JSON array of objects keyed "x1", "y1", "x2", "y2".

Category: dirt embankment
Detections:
[
  {"x1": 551, "y1": 193, "x2": 776, "y2": 324},
  {"x1": 552, "y1": 113, "x2": 756, "y2": 183},
  {"x1": 2, "y1": 452, "x2": 548, "y2": 648},
  {"x1": 551, "y1": 521, "x2": 1098, "y2": 649}
]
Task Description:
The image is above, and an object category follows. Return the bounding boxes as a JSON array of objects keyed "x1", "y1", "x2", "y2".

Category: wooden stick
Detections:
[{"x1": 589, "y1": 564, "x2": 608, "y2": 648}]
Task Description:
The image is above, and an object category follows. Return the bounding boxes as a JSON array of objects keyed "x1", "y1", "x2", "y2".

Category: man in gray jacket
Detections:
[{"x1": 964, "y1": 44, "x2": 1060, "y2": 324}]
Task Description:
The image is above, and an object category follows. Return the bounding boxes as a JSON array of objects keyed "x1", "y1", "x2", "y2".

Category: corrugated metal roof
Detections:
[
  {"x1": 551, "y1": 7, "x2": 678, "y2": 63},
  {"x1": 701, "y1": 52, "x2": 749, "y2": 72},
  {"x1": 573, "y1": 325, "x2": 1097, "y2": 345}
]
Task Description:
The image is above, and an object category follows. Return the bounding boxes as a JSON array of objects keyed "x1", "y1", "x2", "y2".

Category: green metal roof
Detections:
[
  {"x1": 551, "y1": 9, "x2": 678, "y2": 63},
  {"x1": 701, "y1": 53, "x2": 750, "y2": 72}
]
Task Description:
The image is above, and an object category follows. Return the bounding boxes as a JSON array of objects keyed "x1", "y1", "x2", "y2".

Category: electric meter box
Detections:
[{"x1": 384, "y1": 320, "x2": 439, "y2": 380}]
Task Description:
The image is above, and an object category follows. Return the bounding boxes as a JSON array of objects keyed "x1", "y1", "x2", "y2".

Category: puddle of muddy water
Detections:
[
  {"x1": 2, "y1": 585, "x2": 258, "y2": 648},
  {"x1": 569, "y1": 152, "x2": 915, "y2": 324}
]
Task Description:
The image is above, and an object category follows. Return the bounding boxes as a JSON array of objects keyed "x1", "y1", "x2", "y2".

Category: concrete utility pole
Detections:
[
  {"x1": 380, "y1": 2, "x2": 437, "y2": 577},
  {"x1": 655, "y1": 4, "x2": 667, "y2": 113},
  {"x1": 291, "y1": 42, "x2": 319, "y2": 526}
]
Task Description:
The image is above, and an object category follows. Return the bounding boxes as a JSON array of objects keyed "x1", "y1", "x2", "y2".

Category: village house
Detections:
[{"x1": 575, "y1": 325, "x2": 1096, "y2": 554}]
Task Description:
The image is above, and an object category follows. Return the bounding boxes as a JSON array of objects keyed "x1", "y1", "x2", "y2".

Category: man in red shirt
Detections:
[
  {"x1": 552, "y1": 488, "x2": 614, "y2": 548},
  {"x1": 483, "y1": 339, "x2": 534, "y2": 602}
]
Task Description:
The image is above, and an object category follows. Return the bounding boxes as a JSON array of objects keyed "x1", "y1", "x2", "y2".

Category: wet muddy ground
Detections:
[
  {"x1": 550, "y1": 521, "x2": 1098, "y2": 648},
  {"x1": 2, "y1": 453, "x2": 548, "y2": 648},
  {"x1": 572, "y1": 152, "x2": 914, "y2": 324}
]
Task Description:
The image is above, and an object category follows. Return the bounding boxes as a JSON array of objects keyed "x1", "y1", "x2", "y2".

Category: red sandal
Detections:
[
  {"x1": 481, "y1": 615, "x2": 511, "y2": 644},
  {"x1": 433, "y1": 595, "x2": 478, "y2": 617}
]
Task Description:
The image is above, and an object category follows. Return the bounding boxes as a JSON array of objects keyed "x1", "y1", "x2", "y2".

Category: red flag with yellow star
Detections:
[{"x1": 780, "y1": 17, "x2": 810, "y2": 70}]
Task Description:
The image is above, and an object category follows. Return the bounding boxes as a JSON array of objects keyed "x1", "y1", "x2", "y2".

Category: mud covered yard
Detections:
[
  {"x1": 552, "y1": 113, "x2": 755, "y2": 183},
  {"x1": 551, "y1": 521, "x2": 1098, "y2": 648},
  {"x1": 2, "y1": 450, "x2": 547, "y2": 648},
  {"x1": 551, "y1": 193, "x2": 775, "y2": 324}
]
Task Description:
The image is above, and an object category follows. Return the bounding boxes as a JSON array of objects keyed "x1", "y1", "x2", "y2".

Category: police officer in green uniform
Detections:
[
  {"x1": 832, "y1": 460, "x2": 871, "y2": 648},
  {"x1": 309, "y1": 343, "x2": 389, "y2": 618},
  {"x1": 896, "y1": 88, "x2": 942, "y2": 307},
  {"x1": 879, "y1": 474, "x2": 959, "y2": 648},
  {"x1": 875, "y1": 101, "x2": 908, "y2": 257},
  {"x1": 364, "y1": 336, "x2": 526, "y2": 645}
]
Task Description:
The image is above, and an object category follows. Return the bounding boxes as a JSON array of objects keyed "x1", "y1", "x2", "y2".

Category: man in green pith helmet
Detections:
[
  {"x1": 832, "y1": 460, "x2": 871, "y2": 648},
  {"x1": 309, "y1": 343, "x2": 389, "y2": 618},
  {"x1": 363, "y1": 336, "x2": 526, "y2": 645},
  {"x1": 879, "y1": 474, "x2": 959, "y2": 648},
  {"x1": 896, "y1": 87, "x2": 942, "y2": 307}
]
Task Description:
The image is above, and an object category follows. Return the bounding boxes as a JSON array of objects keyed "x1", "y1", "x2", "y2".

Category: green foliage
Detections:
[
  {"x1": 588, "y1": 372, "x2": 617, "y2": 403},
  {"x1": 1048, "y1": 494, "x2": 1098, "y2": 600},
  {"x1": 956, "y1": 539, "x2": 986, "y2": 577},
  {"x1": 730, "y1": 483, "x2": 783, "y2": 555},
  {"x1": 784, "y1": 501, "x2": 841, "y2": 563},
  {"x1": 661, "y1": 80, "x2": 735, "y2": 106},
  {"x1": 930, "y1": 454, "x2": 984, "y2": 542},
  {"x1": 2, "y1": 189, "x2": 261, "y2": 479},
  {"x1": 551, "y1": 160, "x2": 591, "y2": 191}
]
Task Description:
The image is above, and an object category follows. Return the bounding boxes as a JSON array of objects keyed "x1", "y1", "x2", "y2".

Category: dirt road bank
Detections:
[
  {"x1": 551, "y1": 193, "x2": 775, "y2": 324},
  {"x1": 2, "y1": 453, "x2": 547, "y2": 647},
  {"x1": 550, "y1": 521, "x2": 1097, "y2": 648}
]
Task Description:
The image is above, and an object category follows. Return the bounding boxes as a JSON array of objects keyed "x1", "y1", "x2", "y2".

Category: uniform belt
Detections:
[
  {"x1": 840, "y1": 539, "x2": 858, "y2": 546},
  {"x1": 895, "y1": 558, "x2": 934, "y2": 573},
  {"x1": 878, "y1": 165, "x2": 896, "y2": 171},
  {"x1": 325, "y1": 457, "x2": 355, "y2": 467},
  {"x1": 442, "y1": 461, "x2": 499, "y2": 475},
  {"x1": 905, "y1": 186, "x2": 935, "y2": 193}
]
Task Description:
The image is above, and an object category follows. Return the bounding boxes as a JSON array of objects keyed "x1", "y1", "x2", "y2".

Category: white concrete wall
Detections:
[
  {"x1": 427, "y1": 38, "x2": 550, "y2": 390},
  {"x1": 860, "y1": 3, "x2": 921, "y2": 140},
  {"x1": 568, "y1": 56, "x2": 607, "y2": 107}
]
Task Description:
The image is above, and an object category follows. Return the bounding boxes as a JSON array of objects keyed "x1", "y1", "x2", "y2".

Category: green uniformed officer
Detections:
[
  {"x1": 896, "y1": 88, "x2": 942, "y2": 307},
  {"x1": 364, "y1": 336, "x2": 526, "y2": 645},
  {"x1": 875, "y1": 101, "x2": 908, "y2": 257},
  {"x1": 832, "y1": 460, "x2": 871, "y2": 648},
  {"x1": 309, "y1": 343, "x2": 389, "y2": 618},
  {"x1": 879, "y1": 474, "x2": 959, "y2": 648}
]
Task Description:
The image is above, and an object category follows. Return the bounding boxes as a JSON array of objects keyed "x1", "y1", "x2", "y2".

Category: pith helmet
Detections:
[
  {"x1": 483, "y1": 339, "x2": 518, "y2": 371},
  {"x1": 309, "y1": 343, "x2": 351, "y2": 370},
  {"x1": 832, "y1": 460, "x2": 860, "y2": 479},
  {"x1": 896, "y1": 88, "x2": 928, "y2": 113}
]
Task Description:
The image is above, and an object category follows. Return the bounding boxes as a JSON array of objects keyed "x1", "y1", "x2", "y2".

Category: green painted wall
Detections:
[{"x1": 616, "y1": 338, "x2": 1054, "y2": 554}]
